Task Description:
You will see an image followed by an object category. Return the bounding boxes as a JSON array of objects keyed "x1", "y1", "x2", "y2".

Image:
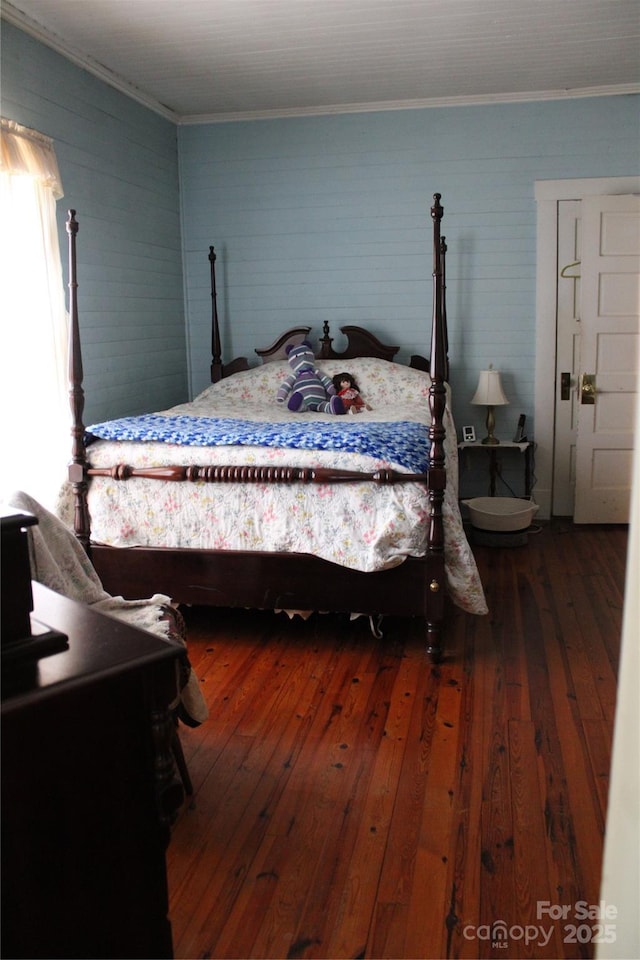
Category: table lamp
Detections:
[{"x1": 471, "y1": 366, "x2": 509, "y2": 444}]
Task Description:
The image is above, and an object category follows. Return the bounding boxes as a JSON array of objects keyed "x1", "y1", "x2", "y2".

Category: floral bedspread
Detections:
[{"x1": 67, "y1": 358, "x2": 487, "y2": 615}]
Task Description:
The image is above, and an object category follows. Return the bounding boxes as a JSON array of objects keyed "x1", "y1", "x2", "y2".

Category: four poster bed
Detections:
[{"x1": 62, "y1": 194, "x2": 487, "y2": 663}]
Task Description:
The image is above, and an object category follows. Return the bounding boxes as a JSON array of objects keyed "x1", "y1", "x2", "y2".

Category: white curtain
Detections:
[{"x1": 0, "y1": 118, "x2": 70, "y2": 509}]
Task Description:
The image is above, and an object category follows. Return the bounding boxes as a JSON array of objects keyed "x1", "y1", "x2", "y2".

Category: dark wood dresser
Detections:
[{"x1": 1, "y1": 580, "x2": 183, "y2": 960}]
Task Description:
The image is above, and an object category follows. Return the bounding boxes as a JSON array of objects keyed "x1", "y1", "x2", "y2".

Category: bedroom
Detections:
[{"x1": 1, "y1": 1, "x2": 639, "y2": 958}]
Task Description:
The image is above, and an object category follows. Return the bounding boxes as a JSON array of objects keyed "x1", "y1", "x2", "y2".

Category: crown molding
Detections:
[
  {"x1": 180, "y1": 84, "x2": 640, "y2": 125},
  {"x1": 4, "y1": 2, "x2": 638, "y2": 127}
]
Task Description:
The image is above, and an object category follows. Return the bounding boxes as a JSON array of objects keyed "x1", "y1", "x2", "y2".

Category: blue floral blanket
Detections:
[{"x1": 86, "y1": 415, "x2": 429, "y2": 474}]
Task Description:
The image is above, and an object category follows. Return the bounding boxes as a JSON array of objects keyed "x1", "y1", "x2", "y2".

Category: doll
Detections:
[{"x1": 332, "y1": 372, "x2": 371, "y2": 414}]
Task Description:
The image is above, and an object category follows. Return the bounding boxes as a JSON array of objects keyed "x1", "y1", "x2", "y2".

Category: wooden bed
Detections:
[{"x1": 65, "y1": 194, "x2": 475, "y2": 663}]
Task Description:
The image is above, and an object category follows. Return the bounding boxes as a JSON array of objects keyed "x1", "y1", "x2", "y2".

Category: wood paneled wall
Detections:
[
  {"x1": 178, "y1": 95, "x2": 639, "y2": 443},
  {"x1": 1, "y1": 21, "x2": 187, "y2": 424}
]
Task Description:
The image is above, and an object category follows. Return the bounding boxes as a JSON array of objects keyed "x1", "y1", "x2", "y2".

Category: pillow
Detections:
[
  {"x1": 319, "y1": 357, "x2": 432, "y2": 408},
  {"x1": 193, "y1": 357, "x2": 432, "y2": 410},
  {"x1": 193, "y1": 360, "x2": 291, "y2": 406}
]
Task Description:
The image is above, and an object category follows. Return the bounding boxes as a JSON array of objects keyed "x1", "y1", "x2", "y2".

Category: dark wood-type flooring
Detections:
[{"x1": 167, "y1": 521, "x2": 627, "y2": 960}]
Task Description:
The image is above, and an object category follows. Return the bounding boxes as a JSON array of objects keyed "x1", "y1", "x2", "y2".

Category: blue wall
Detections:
[
  {"x1": 179, "y1": 97, "x2": 639, "y2": 447},
  {"x1": 3, "y1": 21, "x2": 638, "y2": 452},
  {"x1": 1, "y1": 21, "x2": 187, "y2": 424}
]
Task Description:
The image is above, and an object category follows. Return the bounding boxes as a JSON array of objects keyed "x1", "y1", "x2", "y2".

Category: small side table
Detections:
[{"x1": 458, "y1": 440, "x2": 533, "y2": 498}]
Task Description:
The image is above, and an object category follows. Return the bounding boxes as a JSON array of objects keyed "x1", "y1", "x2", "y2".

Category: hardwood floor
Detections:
[{"x1": 166, "y1": 521, "x2": 627, "y2": 960}]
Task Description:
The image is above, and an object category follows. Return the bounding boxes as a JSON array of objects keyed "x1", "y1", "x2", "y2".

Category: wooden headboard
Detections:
[
  {"x1": 253, "y1": 321, "x2": 408, "y2": 366},
  {"x1": 254, "y1": 326, "x2": 312, "y2": 363},
  {"x1": 237, "y1": 320, "x2": 431, "y2": 373},
  {"x1": 317, "y1": 322, "x2": 399, "y2": 362}
]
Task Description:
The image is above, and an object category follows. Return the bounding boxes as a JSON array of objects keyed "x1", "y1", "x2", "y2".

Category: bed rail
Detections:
[{"x1": 84, "y1": 464, "x2": 427, "y2": 484}]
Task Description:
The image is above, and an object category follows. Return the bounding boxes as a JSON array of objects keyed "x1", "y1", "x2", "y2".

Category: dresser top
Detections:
[{"x1": 2, "y1": 582, "x2": 180, "y2": 711}]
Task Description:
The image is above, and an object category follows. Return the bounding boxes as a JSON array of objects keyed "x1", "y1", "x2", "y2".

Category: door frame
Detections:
[{"x1": 534, "y1": 176, "x2": 640, "y2": 518}]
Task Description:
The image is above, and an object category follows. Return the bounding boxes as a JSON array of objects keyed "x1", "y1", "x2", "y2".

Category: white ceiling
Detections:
[{"x1": 4, "y1": 0, "x2": 640, "y2": 123}]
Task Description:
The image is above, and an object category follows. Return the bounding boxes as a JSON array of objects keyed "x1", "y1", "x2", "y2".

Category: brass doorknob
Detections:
[{"x1": 580, "y1": 374, "x2": 596, "y2": 405}]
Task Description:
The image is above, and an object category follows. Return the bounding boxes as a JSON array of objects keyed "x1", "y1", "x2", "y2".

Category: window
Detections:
[{"x1": 1, "y1": 118, "x2": 69, "y2": 509}]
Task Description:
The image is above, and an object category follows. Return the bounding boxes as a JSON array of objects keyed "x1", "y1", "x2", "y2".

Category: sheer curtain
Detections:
[{"x1": 1, "y1": 118, "x2": 70, "y2": 509}]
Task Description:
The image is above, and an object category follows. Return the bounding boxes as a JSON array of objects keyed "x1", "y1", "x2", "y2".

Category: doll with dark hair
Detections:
[{"x1": 332, "y1": 372, "x2": 372, "y2": 414}]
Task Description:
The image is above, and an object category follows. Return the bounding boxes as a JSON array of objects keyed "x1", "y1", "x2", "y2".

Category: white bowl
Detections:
[{"x1": 462, "y1": 497, "x2": 539, "y2": 532}]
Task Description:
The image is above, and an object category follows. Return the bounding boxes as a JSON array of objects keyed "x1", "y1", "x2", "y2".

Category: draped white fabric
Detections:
[
  {"x1": 1, "y1": 119, "x2": 64, "y2": 198},
  {"x1": 1, "y1": 118, "x2": 69, "y2": 509}
]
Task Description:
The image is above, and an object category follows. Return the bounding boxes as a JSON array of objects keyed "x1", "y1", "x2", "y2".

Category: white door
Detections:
[
  {"x1": 552, "y1": 201, "x2": 582, "y2": 515},
  {"x1": 574, "y1": 194, "x2": 640, "y2": 524}
]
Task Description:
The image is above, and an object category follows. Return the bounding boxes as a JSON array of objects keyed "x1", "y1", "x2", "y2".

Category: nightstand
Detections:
[{"x1": 458, "y1": 440, "x2": 533, "y2": 498}]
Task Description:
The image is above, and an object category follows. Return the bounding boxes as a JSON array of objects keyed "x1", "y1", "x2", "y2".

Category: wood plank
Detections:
[
  {"x1": 366, "y1": 637, "x2": 447, "y2": 959},
  {"x1": 441, "y1": 605, "x2": 493, "y2": 960},
  {"x1": 402, "y1": 653, "x2": 468, "y2": 959},
  {"x1": 580, "y1": 719, "x2": 615, "y2": 828},
  {"x1": 509, "y1": 719, "x2": 564, "y2": 959}
]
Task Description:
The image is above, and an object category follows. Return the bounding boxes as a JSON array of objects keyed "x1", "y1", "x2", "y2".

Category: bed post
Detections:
[
  {"x1": 209, "y1": 246, "x2": 224, "y2": 383},
  {"x1": 208, "y1": 246, "x2": 250, "y2": 380},
  {"x1": 440, "y1": 235, "x2": 450, "y2": 382},
  {"x1": 65, "y1": 210, "x2": 91, "y2": 552},
  {"x1": 426, "y1": 193, "x2": 447, "y2": 662}
]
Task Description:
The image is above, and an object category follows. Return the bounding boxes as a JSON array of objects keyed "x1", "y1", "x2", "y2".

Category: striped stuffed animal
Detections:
[{"x1": 276, "y1": 341, "x2": 345, "y2": 414}]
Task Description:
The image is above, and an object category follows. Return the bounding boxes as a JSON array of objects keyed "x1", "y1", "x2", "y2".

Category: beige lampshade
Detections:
[{"x1": 471, "y1": 368, "x2": 509, "y2": 406}]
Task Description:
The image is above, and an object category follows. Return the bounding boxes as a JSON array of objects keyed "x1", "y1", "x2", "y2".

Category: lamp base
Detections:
[{"x1": 481, "y1": 405, "x2": 500, "y2": 445}]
